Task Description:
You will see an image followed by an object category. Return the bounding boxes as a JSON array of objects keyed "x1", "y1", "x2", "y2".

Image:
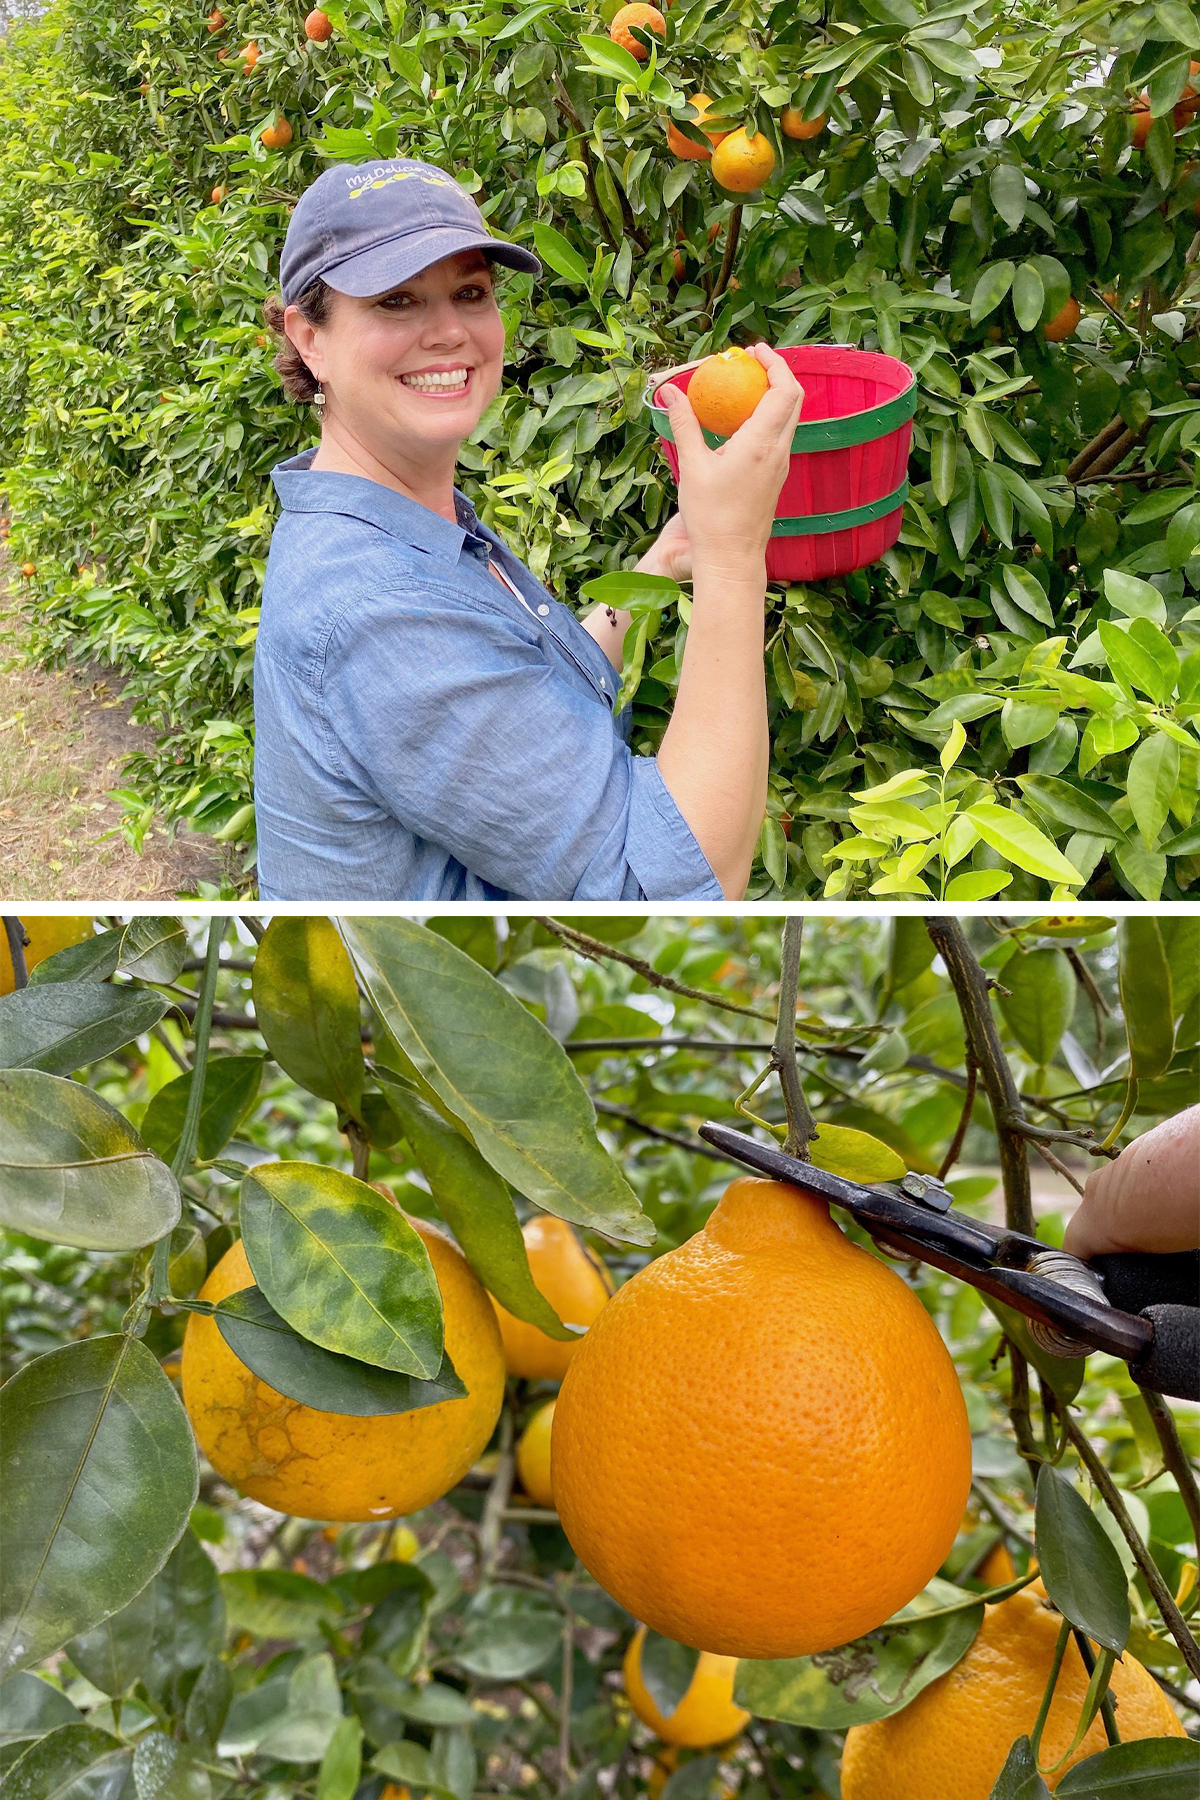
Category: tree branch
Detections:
[
  {"x1": 593, "y1": 1099, "x2": 728, "y2": 1160},
  {"x1": 535, "y1": 917, "x2": 774, "y2": 1021},
  {"x1": 938, "y1": 1056, "x2": 978, "y2": 1180},
  {"x1": 2, "y1": 916, "x2": 29, "y2": 988},
  {"x1": 1141, "y1": 1389, "x2": 1200, "y2": 1546},
  {"x1": 772, "y1": 918, "x2": 817, "y2": 1157}
]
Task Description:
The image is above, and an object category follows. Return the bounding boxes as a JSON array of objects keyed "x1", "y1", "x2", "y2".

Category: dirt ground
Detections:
[{"x1": 0, "y1": 554, "x2": 239, "y2": 901}]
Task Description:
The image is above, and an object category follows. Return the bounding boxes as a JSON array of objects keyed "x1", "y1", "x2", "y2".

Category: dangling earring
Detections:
[{"x1": 313, "y1": 382, "x2": 326, "y2": 411}]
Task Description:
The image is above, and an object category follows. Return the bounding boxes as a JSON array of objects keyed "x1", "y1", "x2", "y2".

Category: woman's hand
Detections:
[
  {"x1": 656, "y1": 343, "x2": 803, "y2": 570},
  {"x1": 637, "y1": 510, "x2": 693, "y2": 583},
  {"x1": 1063, "y1": 1105, "x2": 1200, "y2": 1260}
]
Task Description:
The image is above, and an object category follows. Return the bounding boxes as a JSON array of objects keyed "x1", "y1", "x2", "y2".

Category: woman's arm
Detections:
[
  {"x1": 579, "y1": 601, "x2": 631, "y2": 670},
  {"x1": 655, "y1": 556, "x2": 768, "y2": 899}
]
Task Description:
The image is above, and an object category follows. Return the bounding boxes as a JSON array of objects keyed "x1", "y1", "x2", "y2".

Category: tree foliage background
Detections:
[
  {"x1": 1, "y1": 911, "x2": 1198, "y2": 1799},
  {"x1": 2, "y1": 0, "x2": 1200, "y2": 894}
]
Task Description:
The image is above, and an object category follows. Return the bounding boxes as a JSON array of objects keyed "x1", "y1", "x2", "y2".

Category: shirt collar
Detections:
[{"x1": 270, "y1": 444, "x2": 487, "y2": 566}]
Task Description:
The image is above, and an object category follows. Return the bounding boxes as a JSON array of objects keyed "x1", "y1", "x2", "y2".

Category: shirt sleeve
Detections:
[{"x1": 316, "y1": 583, "x2": 723, "y2": 902}]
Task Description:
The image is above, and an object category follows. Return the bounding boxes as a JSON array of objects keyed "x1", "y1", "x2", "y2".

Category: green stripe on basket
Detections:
[
  {"x1": 769, "y1": 478, "x2": 909, "y2": 536},
  {"x1": 645, "y1": 372, "x2": 917, "y2": 451}
]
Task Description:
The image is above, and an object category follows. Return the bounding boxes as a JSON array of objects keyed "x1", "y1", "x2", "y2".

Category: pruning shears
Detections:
[{"x1": 697, "y1": 1123, "x2": 1200, "y2": 1405}]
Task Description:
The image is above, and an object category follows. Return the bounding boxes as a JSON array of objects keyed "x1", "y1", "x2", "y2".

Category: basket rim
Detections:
[{"x1": 643, "y1": 345, "x2": 917, "y2": 449}]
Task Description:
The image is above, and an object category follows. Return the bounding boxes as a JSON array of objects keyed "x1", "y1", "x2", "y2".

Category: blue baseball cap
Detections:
[{"x1": 279, "y1": 157, "x2": 542, "y2": 306}]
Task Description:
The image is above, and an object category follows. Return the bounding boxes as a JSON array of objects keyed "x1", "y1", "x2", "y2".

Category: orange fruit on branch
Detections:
[
  {"x1": 210, "y1": 185, "x2": 227, "y2": 203},
  {"x1": 551, "y1": 1177, "x2": 972, "y2": 1658},
  {"x1": 491, "y1": 1214, "x2": 612, "y2": 1380},
  {"x1": 238, "y1": 39, "x2": 259, "y2": 69},
  {"x1": 305, "y1": 8, "x2": 333, "y2": 39},
  {"x1": 261, "y1": 116, "x2": 293, "y2": 149},
  {"x1": 515, "y1": 1399, "x2": 556, "y2": 1508},
  {"x1": 841, "y1": 1580, "x2": 1185, "y2": 1799},
  {"x1": 609, "y1": 3, "x2": 665, "y2": 61},
  {"x1": 19, "y1": 561, "x2": 36, "y2": 577},
  {"x1": 1130, "y1": 95, "x2": 1152, "y2": 149},
  {"x1": 684, "y1": 345, "x2": 770, "y2": 435},
  {"x1": 710, "y1": 125, "x2": 775, "y2": 192},
  {"x1": 1174, "y1": 60, "x2": 1200, "y2": 131},
  {"x1": 181, "y1": 1212, "x2": 505, "y2": 1519},
  {"x1": 206, "y1": 8, "x2": 224, "y2": 29},
  {"x1": 1041, "y1": 295, "x2": 1080, "y2": 341},
  {"x1": 665, "y1": 92, "x2": 731, "y2": 161},
  {"x1": 216, "y1": 47, "x2": 227, "y2": 58},
  {"x1": 781, "y1": 105, "x2": 826, "y2": 139},
  {"x1": 671, "y1": 249, "x2": 686, "y2": 280},
  {"x1": 623, "y1": 1626, "x2": 749, "y2": 1748}
]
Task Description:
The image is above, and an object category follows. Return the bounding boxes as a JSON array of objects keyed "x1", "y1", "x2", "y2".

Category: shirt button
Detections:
[
  {"x1": 601, "y1": 677, "x2": 608, "y2": 688},
  {"x1": 537, "y1": 604, "x2": 549, "y2": 616}
]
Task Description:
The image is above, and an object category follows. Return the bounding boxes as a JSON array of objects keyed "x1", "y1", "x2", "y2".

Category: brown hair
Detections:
[{"x1": 262, "y1": 277, "x2": 334, "y2": 404}]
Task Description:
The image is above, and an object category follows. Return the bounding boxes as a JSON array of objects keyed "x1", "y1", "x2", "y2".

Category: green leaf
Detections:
[
  {"x1": 733, "y1": 1579, "x2": 982, "y2": 1728},
  {"x1": 1112, "y1": 839, "x2": 1167, "y2": 903},
  {"x1": 1016, "y1": 777, "x2": 1127, "y2": 843},
  {"x1": 990, "y1": 163, "x2": 1027, "y2": 232},
  {"x1": 454, "y1": 1586, "x2": 561, "y2": 1679},
  {"x1": 531, "y1": 221, "x2": 591, "y2": 285},
  {"x1": 378, "y1": 1081, "x2": 573, "y2": 1338},
  {"x1": 139, "y1": 1055, "x2": 264, "y2": 1166},
  {"x1": 1003, "y1": 565, "x2": 1054, "y2": 626},
  {"x1": 118, "y1": 918, "x2": 188, "y2": 986},
  {"x1": 220, "y1": 1570, "x2": 344, "y2": 1643},
  {"x1": 0, "y1": 984, "x2": 169, "y2": 1077},
  {"x1": 0, "y1": 1674, "x2": 82, "y2": 1745},
  {"x1": 1002, "y1": 701, "x2": 1058, "y2": 750},
  {"x1": 214, "y1": 1285, "x2": 466, "y2": 1414},
  {"x1": 252, "y1": 917, "x2": 365, "y2": 1121},
  {"x1": 26, "y1": 933, "x2": 122, "y2": 987},
  {"x1": 0, "y1": 1069, "x2": 180, "y2": 1250},
  {"x1": 970, "y1": 260, "x2": 1016, "y2": 323},
  {"x1": 1117, "y1": 919, "x2": 1174, "y2": 1081},
  {"x1": 1011, "y1": 261, "x2": 1044, "y2": 330},
  {"x1": 930, "y1": 428, "x2": 959, "y2": 505},
  {"x1": 807, "y1": 1124, "x2": 906, "y2": 1181},
  {"x1": 0, "y1": 1336, "x2": 197, "y2": 1674},
  {"x1": 964, "y1": 805, "x2": 1085, "y2": 886},
  {"x1": 997, "y1": 948, "x2": 1076, "y2": 1065},
  {"x1": 1103, "y1": 570, "x2": 1167, "y2": 626},
  {"x1": 67, "y1": 1531, "x2": 223, "y2": 1701},
  {"x1": 316, "y1": 1716, "x2": 362, "y2": 1800},
  {"x1": 1097, "y1": 620, "x2": 1173, "y2": 706},
  {"x1": 3, "y1": 1724, "x2": 131, "y2": 1800},
  {"x1": 945, "y1": 870, "x2": 1013, "y2": 900},
  {"x1": 183, "y1": 1659, "x2": 232, "y2": 1754},
  {"x1": 1126, "y1": 732, "x2": 1180, "y2": 847},
  {"x1": 239, "y1": 1161, "x2": 445, "y2": 1378},
  {"x1": 339, "y1": 918, "x2": 652, "y2": 1245},
  {"x1": 1056, "y1": 1738, "x2": 1200, "y2": 1796},
  {"x1": 639, "y1": 1634, "x2": 699, "y2": 1721},
  {"x1": 988, "y1": 1737, "x2": 1052, "y2": 1800},
  {"x1": 1034, "y1": 1466, "x2": 1130, "y2": 1653}
]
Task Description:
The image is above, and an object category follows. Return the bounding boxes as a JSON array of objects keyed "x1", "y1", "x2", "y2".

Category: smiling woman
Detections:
[{"x1": 254, "y1": 157, "x2": 803, "y2": 902}]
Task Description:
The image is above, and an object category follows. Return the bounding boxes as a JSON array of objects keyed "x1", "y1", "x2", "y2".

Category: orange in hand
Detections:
[
  {"x1": 609, "y1": 3, "x2": 665, "y2": 61},
  {"x1": 685, "y1": 346, "x2": 771, "y2": 435}
]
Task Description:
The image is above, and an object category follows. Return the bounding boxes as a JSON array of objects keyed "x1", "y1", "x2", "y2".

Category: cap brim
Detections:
[{"x1": 320, "y1": 226, "x2": 541, "y2": 297}]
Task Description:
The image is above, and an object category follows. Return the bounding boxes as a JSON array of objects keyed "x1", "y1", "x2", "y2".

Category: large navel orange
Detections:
[
  {"x1": 181, "y1": 1216, "x2": 505, "y2": 1520},
  {"x1": 623, "y1": 1625, "x2": 750, "y2": 1747},
  {"x1": 840, "y1": 1580, "x2": 1185, "y2": 1799},
  {"x1": 552, "y1": 1177, "x2": 972, "y2": 1659},
  {"x1": 491, "y1": 1214, "x2": 613, "y2": 1381},
  {"x1": 685, "y1": 347, "x2": 771, "y2": 436},
  {"x1": 710, "y1": 125, "x2": 776, "y2": 192}
]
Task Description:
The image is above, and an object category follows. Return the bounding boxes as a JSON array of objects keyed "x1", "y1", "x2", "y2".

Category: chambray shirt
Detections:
[{"x1": 253, "y1": 447, "x2": 721, "y2": 901}]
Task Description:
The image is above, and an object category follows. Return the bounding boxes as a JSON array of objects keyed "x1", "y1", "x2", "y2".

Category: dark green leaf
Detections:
[
  {"x1": 0, "y1": 1337, "x2": 197, "y2": 1674},
  {"x1": 118, "y1": 919, "x2": 187, "y2": 986},
  {"x1": 0, "y1": 1674, "x2": 82, "y2": 1745},
  {"x1": 219, "y1": 1570, "x2": 344, "y2": 1642},
  {"x1": 454, "y1": 1586, "x2": 561, "y2": 1679},
  {"x1": 0, "y1": 984, "x2": 169, "y2": 1077},
  {"x1": 252, "y1": 917, "x2": 365, "y2": 1120},
  {"x1": 1034, "y1": 1466, "x2": 1130, "y2": 1653},
  {"x1": 378, "y1": 1080, "x2": 573, "y2": 1339},
  {"x1": 139, "y1": 1055, "x2": 264, "y2": 1166},
  {"x1": 340, "y1": 919, "x2": 652, "y2": 1244},
  {"x1": 239, "y1": 1161, "x2": 444, "y2": 1377},
  {"x1": 1118, "y1": 919, "x2": 1175, "y2": 1081},
  {"x1": 997, "y1": 948, "x2": 1076, "y2": 1066},
  {"x1": 988, "y1": 1736, "x2": 1052, "y2": 1800},
  {"x1": 970, "y1": 260, "x2": 1016, "y2": 322},
  {"x1": 1056, "y1": 1738, "x2": 1200, "y2": 1796},
  {"x1": 26, "y1": 933, "x2": 122, "y2": 987},
  {"x1": 0, "y1": 1069, "x2": 180, "y2": 1250},
  {"x1": 1016, "y1": 777, "x2": 1127, "y2": 843},
  {"x1": 3, "y1": 1725, "x2": 131, "y2": 1800},
  {"x1": 214, "y1": 1285, "x2": 466, "y2": 1414},
  {"x1": 183, "y1": 1660, "x2": 232, "y2": 1753},
  {"x1": 1126, "y1": 733, "x2": 1180, "y2": 848},
  {"x1": 316, "y1": 1716, "x2": 362, "y2": 1800}
]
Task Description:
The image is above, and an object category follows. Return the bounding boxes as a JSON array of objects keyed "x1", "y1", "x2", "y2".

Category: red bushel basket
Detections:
[{"x1": 644, "y1": 345, "x2": 916, "y2": 583}]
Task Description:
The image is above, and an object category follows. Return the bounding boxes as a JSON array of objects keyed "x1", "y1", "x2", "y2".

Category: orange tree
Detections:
[
  {"x1": 1, "y1": 911, "x2": 1198, "y2": 1797},
  {"x1": 3, "y1": 1, "x2": 1200, "y2": 897}
]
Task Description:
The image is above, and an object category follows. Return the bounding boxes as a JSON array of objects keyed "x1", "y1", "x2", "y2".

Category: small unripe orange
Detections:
[
  {"x1": 210, "y1": 184, "x2": 227, "y2": 203},
  {"x1": 261, "y1": 116, "x2": 293, "y2": 149},
  {"x1": 305, "y1": 8, "x2": 333, "y2": 38},
  {"x1": 139, "y1": 80, "x2": 150, "y2": 93}
]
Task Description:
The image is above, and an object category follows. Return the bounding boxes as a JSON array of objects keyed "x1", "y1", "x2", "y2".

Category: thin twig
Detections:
[
  {"x1": 1060, "y1": 1408, "x2": 1200, "y2": 1681},
  {"x1": 773, "y1": 918, "x2": 817, "y2": 1157},
  {"x1": 593, "y1": 1099, "x2": 728, "y2": 1160},
  {"x1": 938, "y1": 1056, "x2": 978, "y2": 1180},
  {"x1": 1141, "y1": 1390, "x2": 1200, "y2": 1546},
  {"x1": 238, "y1": 915, "x2": 265, "y2": 943},
  {"x1": 480, "y1": 1404, "x2": 516, "y2": 1579},
  {"x1": 970, "y1": 1478, "x2": 1037, "y2": 1554},
  {"x1": 2, "y1": 916, "x2": 29, "y2": 988},
  {"x1": 1030, "y1": 1139, "x2": 1087, "y2": 1197},
  {"x1": 535, "y1": 918, "x2": 774, "y2": 1021},
  {"x1": 150, "y1": 1021, "x2": 190, "y2": 1073}
]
